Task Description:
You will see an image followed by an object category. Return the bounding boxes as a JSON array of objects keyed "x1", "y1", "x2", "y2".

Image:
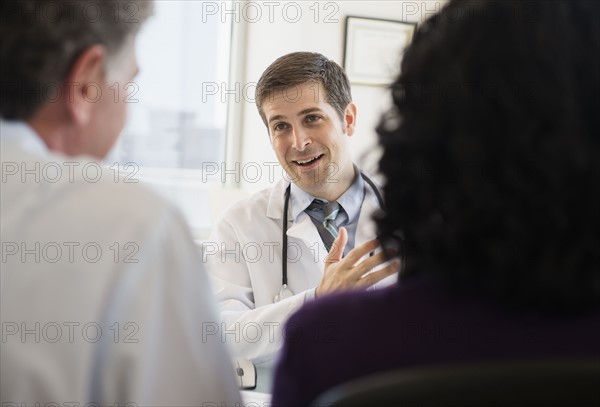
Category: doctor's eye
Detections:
[
  {"x1": 305, "y1": 114, "x2": 322, "y2": 123},
  {"x1": 273, "y1": 122, "x2": 290, "y2": 132}
]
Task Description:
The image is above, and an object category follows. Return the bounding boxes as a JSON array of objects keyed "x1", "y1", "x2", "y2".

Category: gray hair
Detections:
[{"x1": 0, "y1": 0, "x2": 154, "y2": 120}]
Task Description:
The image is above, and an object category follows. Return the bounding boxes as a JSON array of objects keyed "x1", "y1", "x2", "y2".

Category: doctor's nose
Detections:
[{"x1": 291, "y1": 128, "x2": 311, "y2": 151}]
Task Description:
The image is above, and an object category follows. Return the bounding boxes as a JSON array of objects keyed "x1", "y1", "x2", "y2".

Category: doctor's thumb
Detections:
[{"x1": 326, "y1": 227, "x2": 348, "y2": 263}]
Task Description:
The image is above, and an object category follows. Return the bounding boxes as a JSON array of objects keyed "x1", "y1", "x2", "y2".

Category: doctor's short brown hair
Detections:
[{"x1": 255, "y1": 52, "x2": 353, "y2": 128}]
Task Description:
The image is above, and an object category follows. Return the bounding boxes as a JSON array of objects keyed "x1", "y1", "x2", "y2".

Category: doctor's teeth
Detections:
[{"x1": 296, "y1": 156, "x2": 319, "y2": 164}]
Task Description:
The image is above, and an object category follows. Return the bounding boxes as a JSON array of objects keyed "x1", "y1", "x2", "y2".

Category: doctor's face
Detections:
[{"x1": 263, "y1": 82, "x2": 357, "y2": 201}]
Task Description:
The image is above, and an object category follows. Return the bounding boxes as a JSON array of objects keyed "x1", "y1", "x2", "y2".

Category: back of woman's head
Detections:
[{"x1": 377, "y1": 0, "x2": 600, "y2": 312}]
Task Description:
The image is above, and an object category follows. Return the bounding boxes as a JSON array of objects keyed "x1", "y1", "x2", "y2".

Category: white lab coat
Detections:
[
  {"x1": 0, "y1": 121, "x2": 242, "y2": 406},
  {"x1": 204, "y1": 177, "x2": 395, "y2": 366}
]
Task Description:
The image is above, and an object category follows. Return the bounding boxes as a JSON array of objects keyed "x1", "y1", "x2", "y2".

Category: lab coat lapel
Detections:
[
  {"x1": 265, "y1": 179, "x2": 327, "y2": 268},
  {"x1": 265, "y1": 179, "x2": 289, "y2": 220},
  {"x1": 286, "y1": 212, "x2": 326, "y2": 267}
]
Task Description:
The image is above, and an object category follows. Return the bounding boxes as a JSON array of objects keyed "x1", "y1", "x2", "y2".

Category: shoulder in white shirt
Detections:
[{"x1": 1, "y1": 121, "x2": 242, "y2": 406}]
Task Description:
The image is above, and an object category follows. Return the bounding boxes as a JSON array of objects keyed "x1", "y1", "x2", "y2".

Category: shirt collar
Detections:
[
  {"x1": 337, "y1": 166, "x2": 365, "y2": 224},
  {"x1": 289, "y1": 164, "x2": 365, "y2": 223},
  {"x1": 289, "y1": 182, "x2": 315, "y2": 221},
  {"x1": 0, "y1": 119, "x2": 49, "y2": 156}
]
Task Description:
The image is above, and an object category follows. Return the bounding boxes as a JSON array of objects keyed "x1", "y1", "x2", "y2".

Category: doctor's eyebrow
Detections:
[
  {"x1": 268, "y1": 108, "x2": 325, "y2": 124},
  {"x1": 268, "y1": 114, "x2": 287, "y2": 124},
  {"x1": 297, "y1": 108, "x2": 324, "y2": 117}
]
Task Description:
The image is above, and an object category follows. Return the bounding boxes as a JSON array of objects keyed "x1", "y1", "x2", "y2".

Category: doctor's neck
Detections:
[{"x1": 307, "y1": 165, "x2": 357, "y2": 202}]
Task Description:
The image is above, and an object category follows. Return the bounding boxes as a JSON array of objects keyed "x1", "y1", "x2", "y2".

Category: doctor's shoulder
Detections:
[{"x1": 212, "y1": 182, "x2": 281, "y2": 228}]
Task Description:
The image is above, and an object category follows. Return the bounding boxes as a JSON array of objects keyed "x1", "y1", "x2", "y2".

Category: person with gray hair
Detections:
[{"x1": 0, "y1": 1, "x2": 241, "y2": 405}]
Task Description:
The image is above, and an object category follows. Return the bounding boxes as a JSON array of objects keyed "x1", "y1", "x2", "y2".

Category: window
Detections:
[{"x1": 107, "y1": 0, "x2": 233, "y2": 237}]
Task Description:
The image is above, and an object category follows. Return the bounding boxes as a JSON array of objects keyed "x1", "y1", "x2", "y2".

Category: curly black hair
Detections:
[{"x1": 376, "y1": 0, "x2": 600, "y2": 312}]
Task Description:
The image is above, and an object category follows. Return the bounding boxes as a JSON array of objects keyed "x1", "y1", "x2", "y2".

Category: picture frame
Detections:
[{"x1": 343, "y1": 16, "x2": 417, "y2": 86}]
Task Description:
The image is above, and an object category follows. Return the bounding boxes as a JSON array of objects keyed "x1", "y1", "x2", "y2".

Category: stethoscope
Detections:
[{"x1": 273, "y1": 172, "x2": 385, "y2": 302}]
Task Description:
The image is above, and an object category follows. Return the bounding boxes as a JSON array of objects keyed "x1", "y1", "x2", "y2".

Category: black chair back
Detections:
[{"x1": 310, "y1": 359, "x2": 600, "y2": 406}]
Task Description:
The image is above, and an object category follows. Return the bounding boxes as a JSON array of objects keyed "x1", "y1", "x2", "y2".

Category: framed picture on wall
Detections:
[{"x1": 343, "y1": 16, "x2": 417, "y2": 86}]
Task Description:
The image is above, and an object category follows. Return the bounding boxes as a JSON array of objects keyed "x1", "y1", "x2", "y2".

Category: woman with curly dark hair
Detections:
[{"x1": 271, "y1": 1, "x2": 600, "y2": 405}]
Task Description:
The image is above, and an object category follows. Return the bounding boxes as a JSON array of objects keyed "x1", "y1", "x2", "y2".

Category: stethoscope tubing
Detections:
[{"x1": 275, "y1": 172, "x2": 384, "y2": 302}]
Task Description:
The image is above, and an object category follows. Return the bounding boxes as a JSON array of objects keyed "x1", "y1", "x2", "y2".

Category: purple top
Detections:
[{"x1": 271, "y1": 279, "x2": 600, "y2": 406}]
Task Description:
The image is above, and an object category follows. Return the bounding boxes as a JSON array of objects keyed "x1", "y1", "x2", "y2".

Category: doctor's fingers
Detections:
[
  {"x1": 355, "y1": 260, "x2": 401, "y2": 288},
  {"x1": 339, "y1": 239, "x2": 381, "y2": 267},
  {"x1": 346, "y1": 250, "x2": 391, "y2": 280},
  {"x1": 325, "y1": 227, "x2": 348, "y2": 264}
]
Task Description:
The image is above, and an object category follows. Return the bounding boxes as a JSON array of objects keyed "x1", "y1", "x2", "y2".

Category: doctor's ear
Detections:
[{"x1": 343, "y1": 102, "x2": 357, "y2": 137}]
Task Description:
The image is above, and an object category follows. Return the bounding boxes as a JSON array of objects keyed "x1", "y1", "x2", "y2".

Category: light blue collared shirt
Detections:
[{"x1": 289, "y1": 165, "x2": 365, "y2": 254}]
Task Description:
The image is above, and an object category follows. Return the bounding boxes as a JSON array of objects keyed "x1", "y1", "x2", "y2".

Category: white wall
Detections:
[{"x1": 231, "y1": 0, "x2": 446, "y2": 192}]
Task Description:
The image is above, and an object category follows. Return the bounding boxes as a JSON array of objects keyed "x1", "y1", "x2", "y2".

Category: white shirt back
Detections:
[{"x1": 0, "y1": 121, "x2": 242, "y2": 406}]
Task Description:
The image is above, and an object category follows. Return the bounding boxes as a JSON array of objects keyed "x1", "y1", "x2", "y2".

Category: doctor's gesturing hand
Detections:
[{"x1": 315, "y1": 227, "x2": 401, "y2": 298}]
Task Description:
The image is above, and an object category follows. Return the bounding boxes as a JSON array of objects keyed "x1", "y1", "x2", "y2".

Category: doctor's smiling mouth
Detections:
[{"x1": 290, "y1": 153, "x2": 325, "y2": 170}]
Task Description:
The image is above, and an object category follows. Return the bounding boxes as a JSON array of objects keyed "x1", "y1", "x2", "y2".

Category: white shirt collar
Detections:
[{"x1": 0, "y1": 119, "x2": 49, "y2": 156}]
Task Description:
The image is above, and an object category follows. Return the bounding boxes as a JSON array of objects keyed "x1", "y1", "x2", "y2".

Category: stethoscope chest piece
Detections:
[{"x1": 273, "y1": 284, "x2": 294, "y2": 303}]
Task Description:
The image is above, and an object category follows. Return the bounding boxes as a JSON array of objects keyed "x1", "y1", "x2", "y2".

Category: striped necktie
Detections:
[
  {"x1": 306, "y1": 200, "x2": 341, "y2": 251},
  {"x1": 322, "y1": 201, "x2": 341, "y2": 239}
]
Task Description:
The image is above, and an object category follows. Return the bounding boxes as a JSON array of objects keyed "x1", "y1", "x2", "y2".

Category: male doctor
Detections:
[
  {"x1": 205, "y1": 52, "x2": 399, "y2": 366},
  {"x1": 0, "y1": 1, "x2": 241, "y2": 405}
]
